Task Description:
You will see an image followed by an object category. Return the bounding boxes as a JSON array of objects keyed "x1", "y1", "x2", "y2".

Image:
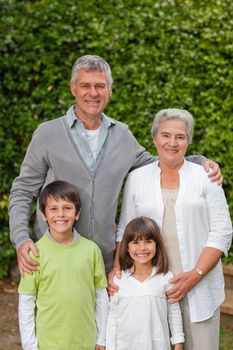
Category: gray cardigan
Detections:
[{"x1": 9, "y1": 112, "x2": 154, "y2": 257}]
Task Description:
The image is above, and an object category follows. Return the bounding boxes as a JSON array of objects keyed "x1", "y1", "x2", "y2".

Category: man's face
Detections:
[{"x1": 70, "y1": 69, "x2": 112, "y2": 121}]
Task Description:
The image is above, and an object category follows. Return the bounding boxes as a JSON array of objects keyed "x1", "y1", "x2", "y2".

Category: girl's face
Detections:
[{"x1": 128, "y1": 236, "x2": 156, "y2": 267}]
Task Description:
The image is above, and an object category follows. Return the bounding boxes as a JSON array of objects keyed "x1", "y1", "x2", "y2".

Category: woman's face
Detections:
[{"x1": 153, "y1": 119, "x2": 189, "y2": 166}]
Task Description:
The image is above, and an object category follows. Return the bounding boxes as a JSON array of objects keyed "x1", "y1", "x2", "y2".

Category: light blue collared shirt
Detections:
[{"x1": 66, "y1": 105, "x2": 115, "y2": 173}]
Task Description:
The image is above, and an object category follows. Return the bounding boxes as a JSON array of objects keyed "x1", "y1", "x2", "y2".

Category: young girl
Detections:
[{"x1": 106, "y1": 216, "x2": 184, "y2": 350}]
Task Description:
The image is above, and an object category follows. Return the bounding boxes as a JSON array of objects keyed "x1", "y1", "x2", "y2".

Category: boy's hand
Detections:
[
  {"x1": 17, "y1": 240, "x2": 39, "y2": 275},
  {"x1": 174, "y1": 344, "x2": 183, "y2": 350},
  {"x1": 107, "y1": 266, "x2": 121, "y2": 296},
  {"x1": 95, "y1": 345, "x2": 105, "y2": 350},
  {"x1": 203, "y1": 159, "x2": 223, "y2": 185}
]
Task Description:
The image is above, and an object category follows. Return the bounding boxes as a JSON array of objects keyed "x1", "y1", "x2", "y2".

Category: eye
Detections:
[
  {"x1": 147, "y1": 240, "x2": 155, "y2": 246},
  {"x1": 96, "y1": 84, "x2": 106, "y2": 89},
  {"x1": 131, "y1": 240, "x2": 139, "y2": 245},
  {"x1": 65, "y1": 206, "x2": 73, "y2": 210}
]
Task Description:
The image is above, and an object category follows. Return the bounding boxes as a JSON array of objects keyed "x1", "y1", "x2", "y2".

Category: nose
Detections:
[
  {"x1": 138, "y1": 241, "x2": 146, "y2": 250},
  {"x1": 57, "y1": 208, "x2": 65, "y2": 217},
  {"x1": 168, "y1": 136, "x2": 177, "y2": 147},
  {"x1": 88, "y1": 85, "x2": 98, "y2": 97}
]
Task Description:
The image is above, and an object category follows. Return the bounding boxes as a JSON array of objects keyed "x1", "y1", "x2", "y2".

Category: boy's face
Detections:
[{"x1": 41, "y1": 196, "x2": 79, "y2": 243}]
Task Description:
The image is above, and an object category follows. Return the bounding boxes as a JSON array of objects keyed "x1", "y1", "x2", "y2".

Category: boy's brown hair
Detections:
[{"x1": 39, "y1": 180, "x2": 81, "y2": 215}]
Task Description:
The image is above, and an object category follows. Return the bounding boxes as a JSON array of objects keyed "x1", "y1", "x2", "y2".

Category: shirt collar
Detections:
[
  {"x1": 66, "y1": 105, "x2": 115, "y2": 129},
  {"x1": 45, "y1": 227, "x2": 79, "y2": 244},
  {"x1": 125, "y1": 266, "x2": 157, "y2": 279}
]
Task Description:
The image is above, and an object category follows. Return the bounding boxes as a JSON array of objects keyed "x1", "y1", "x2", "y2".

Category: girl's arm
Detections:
[
  {"x1": 105, "y1": 293, "x2": 119, "y2": 350},
  {"x1": 166, "y1": 274, "x2": 184, "y2": 347},
  {"x1": 167, "y1": 299, "x2": 185, "y2": 347},
  {"x1": 18, "y1": 293, "x2": 39, "y2": 350},
  {"x1": 95, "y1": 288, "x2": 109, "y2": 348}
]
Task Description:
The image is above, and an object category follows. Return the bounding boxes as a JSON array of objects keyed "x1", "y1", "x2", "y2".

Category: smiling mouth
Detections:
[
  {"x1": 86, "y1": 100, "x2": 100, "y2": 104},
  {"x1": 54, "y1": 220, "x2": 68, "y2": 225},
  {"x1": 165, "y1": 149, "x2": 178, "y2": 153},
  {"x1": 136, "y1": 253, "x2": 149, "y2": 257}
]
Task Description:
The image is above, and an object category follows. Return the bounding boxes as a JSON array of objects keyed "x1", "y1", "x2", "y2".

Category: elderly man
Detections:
[{"x1": 9, "y1": 55, "x2": 221, "y2": 276}]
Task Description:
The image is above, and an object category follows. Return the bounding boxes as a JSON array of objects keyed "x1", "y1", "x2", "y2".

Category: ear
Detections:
[
  {"x1": 70, "y1": 81, "x2": 75, "y2": 97},
  {"x1": 153, "y1": 136, "x2": 157, "y2": 148},
  {"x1": 40, "y1": 209, "x2": 47, "y2": 223},
  {"x1": 75, "y1": 209, "x2": 81, "y2": 220}
]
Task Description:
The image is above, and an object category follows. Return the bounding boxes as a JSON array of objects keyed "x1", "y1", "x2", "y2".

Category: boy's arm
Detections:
[
  {"x1": 18, "y1": 293, "x2": 39, "y2": 350},
  {"x1": 105, "y1": 293, "x2": 119, "y2": 350},
  {"x1": 95, "y1": 288, "x2": 109, "y2": 348}
]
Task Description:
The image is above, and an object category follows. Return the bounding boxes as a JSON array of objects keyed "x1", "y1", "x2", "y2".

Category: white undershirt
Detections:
[{"x1": 86, "y1": 127, "x2": 100, "y2": 159}]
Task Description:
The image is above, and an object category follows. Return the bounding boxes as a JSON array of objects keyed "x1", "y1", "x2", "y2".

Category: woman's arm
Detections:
[
  {"x1": 166, "y1": 247, "x2": 222, "y2": 303},
  {"x1": 167, "y1": 179, "x2": 232, "y2": 303},
  {"x1": 116, "y1": 174, "x2": 137, "y2": 242},
  {"x1": 18, "y1": 293, "x2": 39, "y2": 350}
]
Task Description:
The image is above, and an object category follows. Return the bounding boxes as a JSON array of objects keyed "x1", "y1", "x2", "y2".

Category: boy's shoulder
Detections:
[
  {"x1": 76, "y1": 234, "x2": 102, "y2": 253},
  {"x1": 35, "y1": 234, "x2": 48, "y2": 248}
]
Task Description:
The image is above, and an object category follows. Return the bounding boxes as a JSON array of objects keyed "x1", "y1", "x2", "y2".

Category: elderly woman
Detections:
[{"x1": 116, "y1": 109, "x2": 232, "y2": 350}]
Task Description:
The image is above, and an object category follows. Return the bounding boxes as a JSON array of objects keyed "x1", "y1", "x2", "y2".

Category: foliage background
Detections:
[{"x1": 0, "y1": 0, "x2": 233, "y2": 276}]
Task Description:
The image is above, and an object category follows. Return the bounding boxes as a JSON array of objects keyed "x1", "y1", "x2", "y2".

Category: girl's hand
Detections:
[
  {"x1": 174, "y1": 343, "x2": 183, "y2": 350},
  {"x1": 166, "y1": 270, "x2": 202, "y2": 303},
  {"x1": 95, "y1": 345, "x2": 105, "y2": 350}
]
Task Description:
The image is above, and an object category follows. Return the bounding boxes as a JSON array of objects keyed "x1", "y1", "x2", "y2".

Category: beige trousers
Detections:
[{"x1": 180, "y1": 297, "x2": 220, "y2": 350}]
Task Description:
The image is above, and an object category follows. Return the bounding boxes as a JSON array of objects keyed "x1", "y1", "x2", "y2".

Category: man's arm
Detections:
[
  {"x1": 9, "y1": 126, "x2": 47, "y2": 273},
  {"x1": 17, "y1": 241, "x2": 39, "y2": 275},
  {"x1": 185, "y1": 155, "x2": 222, "y2": 184},
  {"x1": 9, "y1": 127, "x2": 48, "y2": 247}
]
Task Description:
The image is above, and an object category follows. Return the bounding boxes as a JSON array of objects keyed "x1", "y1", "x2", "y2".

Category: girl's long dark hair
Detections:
[{"x1": 119, "y1": 217, "x2": 169, "y2": 274}]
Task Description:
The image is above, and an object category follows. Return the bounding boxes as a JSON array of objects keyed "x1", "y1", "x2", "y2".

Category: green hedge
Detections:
[{"x1": 0, "y1": 0, "x2": 232, "y2": 276}]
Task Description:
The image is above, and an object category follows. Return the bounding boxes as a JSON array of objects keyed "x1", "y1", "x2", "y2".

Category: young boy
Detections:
[{"x1": 18, "y1": 180, "x2": 109, "y2": 350}]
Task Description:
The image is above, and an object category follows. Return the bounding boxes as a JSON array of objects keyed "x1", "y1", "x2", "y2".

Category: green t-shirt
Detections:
[{"x1": 18, "y1": 234, "x2": 107, "y2": 350}]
